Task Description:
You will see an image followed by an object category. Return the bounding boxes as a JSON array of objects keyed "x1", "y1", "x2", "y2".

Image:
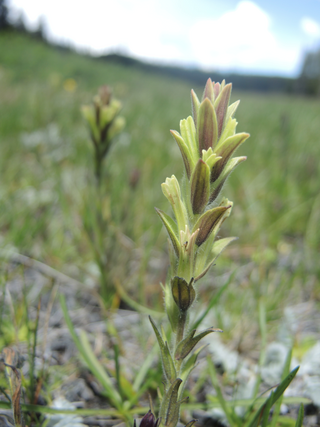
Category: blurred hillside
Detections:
[{"x1": 1, "y1": 4, "x2": 320, "y2": 96}]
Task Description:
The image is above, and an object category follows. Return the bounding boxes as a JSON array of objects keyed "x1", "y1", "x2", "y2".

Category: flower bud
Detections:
[{"x1": 171, "y1": 276, "x2": 195, "y2": 312}]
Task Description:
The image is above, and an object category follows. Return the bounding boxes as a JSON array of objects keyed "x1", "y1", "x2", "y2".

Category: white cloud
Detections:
[
  {"x1": 189, "y1": 1, "x2": 298, "y2": 74},
  {"x1": 8, "y1": 0, "x2": 302, "y2": 75},
  {"x1": 301, "y1": 17, "x2": 320, "y2": 38},
  {"x1": 8, "y1": 0, "x2": 189, "y2": 62}
]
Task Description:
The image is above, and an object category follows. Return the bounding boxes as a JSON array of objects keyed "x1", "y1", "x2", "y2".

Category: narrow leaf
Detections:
[
  {"x1": 175, "y1": 328, "x2": 222, "y2": 360},
  {"x1": 271, "y1": 366, "x2": 299, "y2": 405},
  {"x1": 208, "y1": 357, "x2": 239, "y2": 427},
  {"x1": 60, "y1": 295, "x2": 122, "y2": 408},
  {"x1": 295, "y1": 404, "x2": 304, "y2": 427},
  {"x1": 155, "y1": 208, "x2": 180, "y2": 257},
  {"x1": 247, "y1": 366, "x2": 300, "y2": 427},
  {"x1": 261, "y1": 391, "x2": 274, "y2": 427},
  {"x1": 160, "y1": 378, "x2": 182, "y2": 427},
  {"x1": 180, "y1": 345, "x2": 206, "y2": 385},
  {"x1": 149, "y1": 316, "x2": 177, "y2": 383}
]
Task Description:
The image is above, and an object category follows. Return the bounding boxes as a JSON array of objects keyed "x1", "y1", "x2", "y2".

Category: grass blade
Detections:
[
  {"x1": 207, "y1": 356, "x2": 241, "y2": 427},
  {"x1": 270, "y1": 349, "x2": 292, "y2": 427},
  {"x1": 295, "y1": 404, "x2": 304, "y2": 427},
  {"x1": 246, "y1": 366, "x2": 299, "y2": 427},
  {"x1": 192, "y1": 271, "x2": 234, "y2": 330},
  {"x1": 60, "y1": 294, "x2": 122, "y2": 409}
]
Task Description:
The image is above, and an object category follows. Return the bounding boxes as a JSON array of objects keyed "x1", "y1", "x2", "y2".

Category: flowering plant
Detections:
[{"x1": 149, "y1": 79, "x2": 249, "y2": 427}]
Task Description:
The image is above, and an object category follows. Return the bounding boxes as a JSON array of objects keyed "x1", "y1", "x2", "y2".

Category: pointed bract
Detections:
[
  {"x1": 149, "y1": 317, "x2": 177, "y2": 383},
  {"x1": 194, "y1": 237, "x2": 237, "y2": 281},
  {"x1": 170, "y1": 130, "x2": 192, "y2": 179},
  {"x1": 155, "y1": 208, "x2": 180, "y2": 258},
  {"x1": 190, "y1": 159, "x2": 210, "y2": 214},
  {"x1": 202, "y1": 78, "x2": 215, "y2": 103},
  {"x1": 175, "y1": 327, "x2": 222, "y2": 360},
  {"x1": 210, "y1": 156, "x2": 247, "y2": 202},
  {"x1": 191, "y1": 90, "x2": 200, "y2": 128},
  {"x1": 160, "y1": 379, "x2": 183, "y2": 427},
  {"x1": 193, "y1": 206, "x2": 231, "y2": 247},
  {"x1": 214, "y1": 83, "x2": 232, "y2": 139},
  {"x1": 197, "y1": 98, "x2": 218, "y2": 152},
  {"x1": 211, "y1": 132, "x2": 250, "y2": 183}
]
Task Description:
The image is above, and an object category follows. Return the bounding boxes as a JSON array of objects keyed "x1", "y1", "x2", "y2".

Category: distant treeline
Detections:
[
  {"x1": 1, "y1": 0, "x2": 320, "y2": 96},
  {"x1": 98, "y1": 53, "x2": 297, "y2": 94}
]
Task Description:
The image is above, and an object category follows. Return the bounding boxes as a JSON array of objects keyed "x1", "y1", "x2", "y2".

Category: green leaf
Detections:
[
  {"x1": 149, "y1": 316, "x2": 177, "y2": 383},
  {"x1": 247, "y1": 366, "x2": 300, "y2": 427},
  {"x1": 190, "y1": 159, "x2": 210, "y2": 214},
  {"x1": 295, "y1": 404, "x2": 304, "y2": 427},
  {"x1": 208, "y1": 357, "x2": 240, "y2": 427},
  {"x1": 160, "y1": 378, "x2": 183, "y2": 427},
  {"x1": 155, "y1": 208, "x2": 180, "y2": 257},
  {"x1": 60, "y1": 295, "x2": 122, "y2": 409},
  {"x1": 261, "y1": 391, "x2": 274, "y2": 427},
  {"x1": 175, "y1": 328, "x2": 222, "y2": 360},
  {"x1": 270, "y1": 349, "x2": 293, "y2": 427},
  {"x1": 180, "y1": 345, "x2": 206, "y2": 386}
]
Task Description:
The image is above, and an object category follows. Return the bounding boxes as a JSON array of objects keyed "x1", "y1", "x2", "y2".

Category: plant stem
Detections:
[{"x1": 175, "y1": 311, "x2": 187, "y2": 348}]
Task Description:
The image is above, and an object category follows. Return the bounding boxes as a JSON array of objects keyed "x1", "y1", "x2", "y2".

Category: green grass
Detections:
[{"x1": 0, "y1": 29, "x2": 319, "y2": 371}]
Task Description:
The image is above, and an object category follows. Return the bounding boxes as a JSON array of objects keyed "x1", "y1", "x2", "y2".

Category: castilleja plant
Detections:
[
  {"x1": 82, "y1": 85, "x2": 125, "y2": 187},
  {"x1": 81, "y1": 85, "x2": 125, "y2": 303},
  {"x1": 149, "y1": 79, "x2": 249, "y2": 427}
]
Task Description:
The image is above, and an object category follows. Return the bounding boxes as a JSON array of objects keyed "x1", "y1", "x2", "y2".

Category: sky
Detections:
[{"x1": 7, "y1": 0, "x2": 320, "y2": 77}]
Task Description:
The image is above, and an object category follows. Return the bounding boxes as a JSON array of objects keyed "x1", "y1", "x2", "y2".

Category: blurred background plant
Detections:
[{"x1": 81, "y1": 85, "x2": 126, "y2": 305}]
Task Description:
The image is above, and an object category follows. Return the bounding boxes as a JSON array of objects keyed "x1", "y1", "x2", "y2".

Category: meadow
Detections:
[{"x1": 0, "y1": 29, "x2": 319, "y2": 425}]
